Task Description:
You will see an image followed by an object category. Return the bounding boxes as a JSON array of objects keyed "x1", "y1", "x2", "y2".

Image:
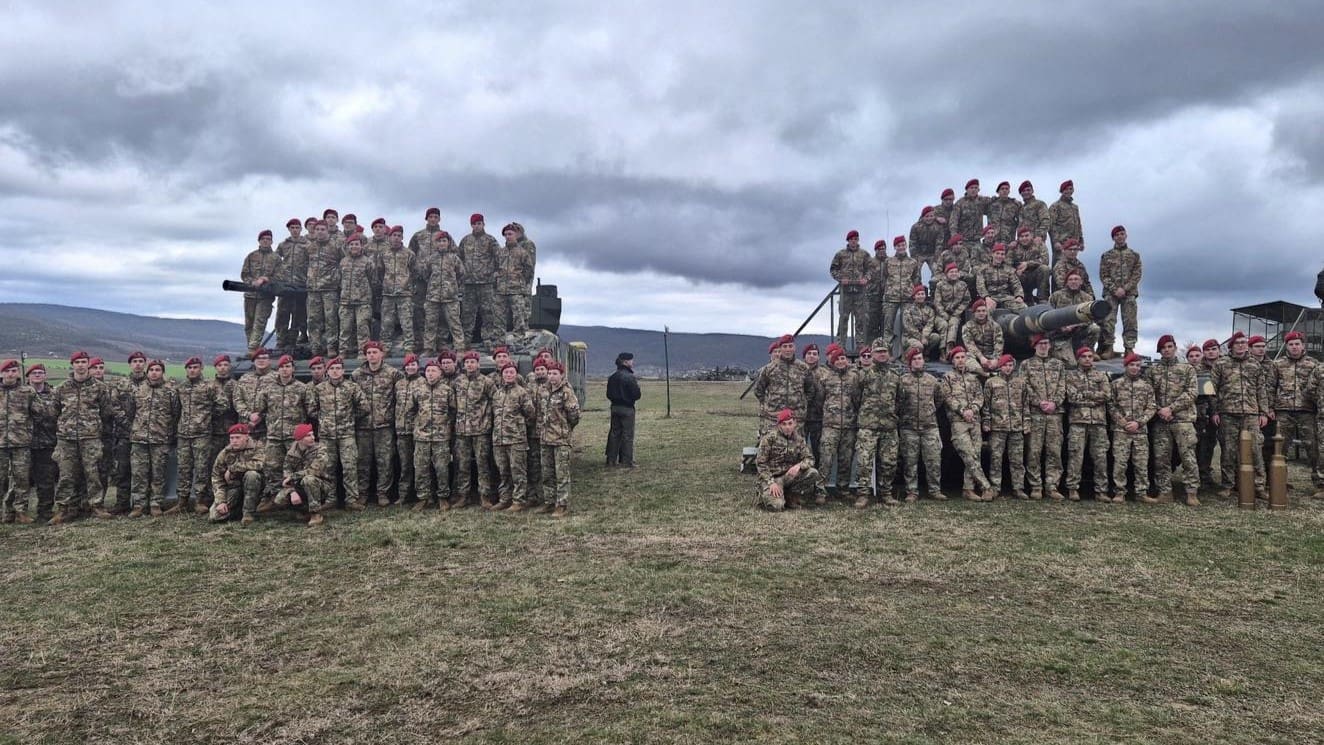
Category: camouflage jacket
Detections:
[
  {"x1": 127, "y1": 379, "x2": 179, "y2": 444},
  {"x1": 1274, "y1": 354, "x2": 1318, "y2": 412},
  {"x1": 378, "y1": 246, "x2": 416, "y2": 297},
  {"x1": 276, "y1": 238, "x2": 309, "y2": 285},
  {"x1": 536, "y1": 378, "x2": 581, "y2": 446},
  {"x1": 1066, "y1": 368, "x2": 1111, "y2": 425},
  {"x1": 1099, "y1": 246, "x2": 1142, "y2": 298},
  {"x1": 1212, "y1": 355, "x2": 1268, "y2": 416},
  {"x1": 755, "y1": 428, "x2": 814, "y2": 482},
  {"x1": 1021, "y1": 356, "x2": 1067, "y2": 414},
  {"x1": 1, "y1": 381, "x2": 52, "y2": 448},
  {"x1": 961, "y1": 319, "x2": 1004, "y2": 363},
  {"x1": 1146, "y1": 358, "x2": 1197, "y2": 423},
  {"x1": 496, "y1": 244, "x2": 534, "y2": 295},
  {"x1": 1111, "y1": 375, "x2": 1157, "y2": 429},
  {"x1": 1047, "y1": 197, "x2": 1082, "y2": 245},
  {"x1": 283, "y1": 440, "x2": 330, "y2": 482},
  {"x1": 976, "y1": 263, "x2": 1022, "y2": 303},
  {"x1": 408, "y1": 227, "x2": 437, "y2": 255},
  {"x1": 240, "y1": 247, "x2": 281, "y2": 299},
  {"x1": 951, "y1": 195, "x2": 990, "y2": 241},
  {"x1": 176, "y1": 376, "x2": 221, "y2": 439},
  {"x1": 491, "y1": 380, "x2": 537, "y2": 446},
  {"x1": 939, "y1": 369, "x2": 983, "y2": 417},
  {"x1": 804, "y1": 364, "x2": 829, "y2": 422},
  {"x1": 305, "y1": 238, "x2": 343, "y2": 291},
  {"x1": 453, "y1": 371, "x2": 495, "y2": 436},
  {"x1": 933, "y1": 202, "x2": 955, "y2": 240},
  {"x1": 109, "y1": 373, "x2": 147, "y2": 434},
  {"x1": 210, "y1": 441, "x2": 265, "y2": 496},
  {"x1": 1052, "y1": 257, "x2": 1096, "y2": 297},
  {"x1": 855, "y1": 365, "x2": 900, "y2": 429},
  {"x1": 210, "y1": 375, "x2": 238, "y2": 436},
  {"x1": 983, "y1": 372, "x2": 1027, "y2": 432},
  {"x1": 1255, "y1": 357, "x2": 1275, "y2": 407},
  {"x1": 419, "y1": 248, "x2": 464, "y2": 303},
  {"x1": 519, "y1": 236, "x2": 538, "y2": 265},
  {"x1": 901, "y1": 304, "x2": 939, "y2": 343},
  {"x1": 897, "y1": 370, "x2": 941, "y2": 430},
  {"x1": 28, "y1": 385, "x2": 57, "y2": 449},
  {"x1": 986, "y1": 196, "x2": 1021, "y2": 243},
  {"x1": 459, "y1": 231, "x2": 500, "y2": 284},
  {"x1": 232, "y1": 369, "x2": 271, "y2": 428},
  {"x1": 55, "y1": 376, "x2": 118, "y2": 441},
  {"x1": 408, "y1": 377, "x2": 455, "y2": 442},
  {"x1": 932, "y1": 278, "x2": 971, "y2": 319},
  {"x1": 1008, "y1": 238, "x2": 1049, "y2": 274},
  {"x1": 754, "y1": 357, "x2": 818, "y2": 424},
  {"x1": 339, "y1": 252, "x2": 379, "y2": 305},
  {"x1": 830, "y1": 247, "x2": 872, "y2": 293},
  {"x1": 256, "y1": 376, "x2": 310, "y2": 441},
  {"x1": 1049, "y1": 287, "x2": 1095, "y2": 309},
  {"x1": 309, "y1": 378, "x2": 367, "y2": 439},
  {"x1": 394, "y1": 374, "x2": 421, "y2": 432},
  {"x1": 351, "y1": 363, "x2": 402, "y2": 430},
  {"x1": 820, "y1": 366, "x2": 860, "y2": 429},
  {"x1": 881, "y1": 255, "x2": 922, "y2": 302},
  {"x1": 937, "y1": 244, "x2": 981, "y2": 281},
  {"x1": 1018, "y1": 197, "x2": 1049, "y2": 238},
  {"x1": 908, "y1": 220, "x2": 946, "y2": 258}
]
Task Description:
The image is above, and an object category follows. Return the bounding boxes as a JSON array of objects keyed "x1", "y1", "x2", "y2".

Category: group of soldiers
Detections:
[
  {"x1": 241, "y1": 209, "x2": 537, "y2": 357},
  {"x1": 751, "y1": 328, "x2": 1319, "y2": 511},
  {"x1": 0, "y1": 342, "x2": 581, "y2": 527},
  {"x1": 831, "y1": 179, "x2": 1142, "y2": 360}
]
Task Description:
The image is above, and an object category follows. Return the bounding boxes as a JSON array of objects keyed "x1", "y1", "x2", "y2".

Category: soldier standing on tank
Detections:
[
  {"x1": 409, "y1": 208, "x2": 442, "y2": 351},
  {"x1": 274, "y1": 218, "x2": 310, "y2": 349},
  {"x1": 1111, "y1": 353, "x2": 1157, "y2": 503},
  {"x1": 852, "y1": 338, "x2": 901, "y2": 508},
  {"x1": 897, "y1": 347, "x2": 943, "y2": 502},
  {"x1": 865, "y1": 240, "x2": 887, "y2": 343},
  {"x1": 940, "y1": 346, "x2": 992, "y2": 501},
  {"x1": 830, "y1": 230, "x2": 871, "y2": 349},
  {"x1": 1065, "y1": 347, "x2": 1112, "y2": 502},
  {"x1": 1047, "y1": 180, "x2": 1082, "y2": 266},
  {"x1": 419, "y1": 231, "x2": 465, "y2": 354},
  {"x1": 497, "y1": 224, "x2": 535, "y2": 336},
  {"x1": 878, "y1": 237, "x2": 920, "y2": 350},
  {"x1": 241, "y1": 229, "x2": 281, "y2": 354},
  {"x1": 1022, "y1": 335, "x2": 1067, "y2": 500},
  {"x1": 983, "y1": 354, "x2": 1028, "y2": 499},
  {"x1": 338, "y1": 234, "x2": 379, "y2": 358},
  {"x1": 459, "y1": 214, "x2": 501, "y2": 347},
  {"x1": 305, "y1": 220, "x2": 343, "y2": 357},
  {"x1": 377, "y1": 225, "x2": 417, "y2": 355},
  {"x1": 987, "y1": 181, "x2": 1021, "y2": 244},
  {"x1": 933, "y1": 188, "x2": 956, "y2": 244},
  {"x1": 1098, "y1": 225, "x2": 1142, "y2": 360},
  {"x1": 909, "y1": 207, "x2": 946, "y2": 282},
  {"x1": 1148, "y1": 334, "x2": 1200, "y2": 505},
  {"x1": 951, "y1": 179, "x2": 990, "y2": 245},
  {"x1": 1017, "y1": 181, "x2": 1049, "y2": 241}
]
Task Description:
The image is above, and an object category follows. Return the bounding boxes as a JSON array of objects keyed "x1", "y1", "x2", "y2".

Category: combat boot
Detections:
[
  {"x1": 411, "y1": 501, "x2": 429, "y2": 512},
  {"x1": 1185, "y1": 495, "x2": 1201, "y2": 507},
  {"x1": 1048, "y1": 490, "x2": 1065, "y2": 501},
  {"x1": 1013, "y1": 490, "x2": 1029, "y2": 500},
  {"x1": 48, "y1": 509, "x2": 73, "y2": 526},
  {"x1": 91, "y1": 505, "x2": 116, "y2": 519},
  {"x1": 149, "y1": 505, "x2": 163, "y2": 517},
  {"x1": 1138, "y1": 494, "x2": 1159, "y2": 504},
  {"x1": 1067, "y1": 490, "x2": 1081, "y2": 502},
  {"x1": 814, "y1": 492, "x2": 827, "y2": 506},
  {"x1": 15, "y1": 512, "x2": 35, "y2": 525},
  {"x1": 962, "y1": 489, "x2": 980, "y2": 501},
  {"x1": 928, "y1": 491, "x2": 947, "y2": 501},
  {"x1": 307, "y1": 513, "x2": 325, "y2": 528},
  {"x1": 1155, "y1": 491, "x2": 1174, "y2": 504},
  {"x1": 853, "y1": 493, "x2": 870, "y2": 509},
  {"x1": 0, "y1": 513, "x2": 12, "y2": 524},
  {"x1": 904, "y1": 492, "x2": 919, "y2": 503},
  {"x1": 1112, "y1": 494, "x2": 1126, "y2": 503},
  {"x1": 376, "y1": 496, "x2": 391, "y2": 507},
  {"x1": 1029, "y1": 491, "x2": 1044, "y2": 500},
  {"x1": 346, "y1": 500, "x2": 366, "y2": 512},
  {"x1": 128, "y1": 506, "x2": 145, "y2": 518},
  {"x1": 448, "y1": 495, "x2": 468, "y2": 509},
  {"x1": 534, "y1": 503, "x2": 555, "y2": 514},
  {"x1": 552, "y1": 505, "x2": 569, "y2": 518},
  {"x1": 479, "y1": 496, "x2": 496, "y2": 510},
  {"x1": 489, "y1": 500, "x2": 511, "y2": 511},
  {"x1": 255, "y1": 497, "x2": 277, "y2": 514},
  {"x1": 161, "y1": 502, "x2": 182, "y2": 516},
  {"x1": 506, "y1": 502, "x2": 528, "y2": 514},
  {"x1": 240, "y1": 514, "x2": 255, "y2": 526},
  {"x1": 193, "y1": 501, "x2": 209, "y2": 515}
]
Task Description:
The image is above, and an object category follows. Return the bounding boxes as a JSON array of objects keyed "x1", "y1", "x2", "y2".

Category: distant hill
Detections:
[{"x1": 0, "y1": 303, "x2": 831, "y2": 376}]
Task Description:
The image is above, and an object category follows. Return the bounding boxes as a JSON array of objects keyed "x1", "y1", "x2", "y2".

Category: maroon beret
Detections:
[
  {"x1": 470, "y1": 213, "x2": 484, "y2": 224},
  {"x1": 426, "y1": 207, "x2": 441, "y2": 218},
  {"x1": 1156, "y1": 334, "x2": 1175, "y2": 351},
  {"x1": 965, "y1": 179, "x2": 979, "y2": 189},
  {"x1": 147, "y1": 359, "x2": 165, "y2": 371},
  {"x1": 1111, "y1": 225, "x2": 1126, "y2": 237},
  {"x1": 941, "y1": 188, "x2": 955, "y2": 199},
  {"x1": 323, "y1": 208, "x2": 338, "y2": 218},
  {"x1": 185, "y1": 356, "x2": 202, "y2": 367},
  {"x1": 921, "y1": 206, "x2": 934, "y2": 216},
  {"x1": 286, "y1": 218, "x2": 301, "y2": 228},
  {"x1": 1202, "y1": 339, "x2": 1220, "y2": 350},
  {"x1": 775, "y1": 334, "x2": 795, "y2": 348},
  {"x1": 390, "y1": 225, "x2": 404, "y2": 235},
  {"x1": 893, "y1": 235, "x2": 906, "y2": 247},
  {"x1": 846, "y1": 229, "x2": 859, "y2": 241},
  {"x1": 212, "y1": 354, "x2": 231, "y2": 366},
  {"x1": 1284, "y1": 331, "x2": 1305, "y2": 342},
  {"x1": 1059, "y1": 180, "x2": 1073, "y2": 192},
  {"x1": 947, "y1": 234, "x2": 964, "y2": 248},
  {"x1": 996, "y1": 181, "x2": 1010, "y2": 191},
  {"x1": 802, "y1": 344, "x2": 819, "y2": 357},
  {"x1": 1248, "y1": 335, "x2": 1266, "y2": 346},
  {"x1": 991, "y1": 242, "x2": 1006, "y2": 254},
  {"x1": 776, "y1": 408, "x2": 795, "y2": 424},
  {"x1": 277, "y1": 354, "x2": 294, "y2": 367},
  {"x1": 127, "y1": 351, "x2": 147, "y2": 362},
  {"x1": 26, "y1": 363, "x2": 46, "y2": 375},
  {"x1": 0, "y1": 359, "x2": 18, "y2": 372},
  {"x1": 362, "y1": 340, "x2": 383, "y2": 352},
  {"x1": 1075, "y1": 347, "x2": 1093, "y2": 359},
  {"x1": 1123, "y1": 352, "x2": 1142, "y2": 365},
  {"x1": 371, "y1": 217, "x2": 387, "y2": 228},
  {"x1": 462, "y1": 350, "x2": 480, "y2": 361},
  {"x1": 1018, "y1": 180, "x2": 1033, "y2": 193},
  {"x1": 293, "y1": 423, "x2": 314, "y2": 440},
  {"x1": 343, "y1": 213, "x2": 358, "y2": 222},
  {"x1": 309, "y1": 356, "x2": 325, "y2": 367},
  {"x1": 403, "y1": 353, "x2": 418, "y2": 366},
  {"x1": 874, "y1": 239, "x2": 886, "y2": 250},
  {"x1": 912, "y1": 284, "x2": 927, "y2": 296},
  {"x1": 228, "y1": 423, "x2": 250, "y2": 435}
]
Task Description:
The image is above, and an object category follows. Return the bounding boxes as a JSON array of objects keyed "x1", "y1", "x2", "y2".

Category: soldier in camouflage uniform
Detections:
[
  {"x1": 453, "y1": 351, "x2": 496, "y2": 508},
  {"x1": 753, "y1": 334, "x2": 819, "y2": 437},
  {"x1": 1269, "y1": 331, "x2": 1319, "y2": 496},
  {"x1": 490, "y1": 364, "x2": 537, "y2": 511},
  {"x1": 1212, "y1": 332, "x2": 1269, "y2": 497},
  {"x1": 801, "y1": 344, "x2": 826, "y2": 464},
  {"x1": 830, "y1": 230, "x2": 871, "y2": 348},
  {"x1": 536, "y1": 361, "x2": 580, "y2": 516},
  {"x1": 1111, "y1": 353, "x2": 1157, "y2": 503},
  {"x1": 1048, "y1": 270, "x2": 1100, "y2": 366},
  {"x1": 351, "y1": 341, "x2": 401, "y2": 507},
  {"x1": 106, "y1": 352, "x2": 148, "y2": 512},
  {"x1": 274, "y1": 423, "x2": 332, "y2": 526},
  {"x1": 459, "y1": 213, "x2": 502, "y2": 347},
  {"x1": 232, "y1": 348, "x2": 272, "y2": 441},
  {"x1": 338, "y1": 234, "x2": 379, "y2": 358},
  {"x1": 254, "y1": 355, "x2": 310, "y2": 507},
  {"x1": 1022, "y1": 335, "x2": 1067, "y2": 500},
  {"x1": 126, "y1": 360, "x2": 180, "y2": 516},
  {"x1": 936, "y1": 235, "x2": 976, "y2": 287},
  {"x1": 950, "y1": 179, "x2": 990, "y2": 247},
  {"x1": 209, "y1": 423, "x2": 265, "y2": 525},
  {"x1": 756, "y1": 408, "x2": 826, "y2": 511},
  {"x1": 308, "y1": 357, "x2": 365, "y2": 508},
  {"x1": 940, "y1": 347, "x2": 992, "y2": 500},
  {"x1": 496, "y1": 224, "x2": 536, "y2": 336},
  {"x1": 323, "y1": 208, "x2": 342, "y2": 248},
  {"x1": 419, "y1": 230, "x2": 466, "y2": 354},
  {"x1": 173, "y1": 357, "x2": 220, "y2": 515},
  {"x1": 394, "y1": 354, "x2": 421, "y2": 506},
  {"x1": 1065, "y1": 347, "x2": 1112, "y2": 501},
  {"x1": 864, "y1": 240, "x2": 887, "y2": 343},
  {"x1": 983, "y1": 355, "x2": 1027, "y2": 499},
  {"x1": 305, "y1": 220, "x2": 343, "y2": 356},
  {"x1": 274, "y1": 218, "x2": 310, "y2": 349},
  {"x1": 852, "y1": 339, "x2": 901, "y2": 507},
  {"x1": 976, "y1": 243, "x2": 1027, "y2": 311},
  {"x1": 87, "y1": 358, "x2": 114, "y2": 505},
  {"x1": 24, "y1": 364, "x2": 59, "y2": 521},
  {"x1": 901, "y1": 286, "x2": 942, "y2": 360},
  {"x1": 1047, "y1": 179, "x2": 1082, "y2": 265},
  {"x1": 898, "y1": 347, "x2": 943, "y2": 501},
  {"x1": 208, "y1": 355, "x2": 238, "y2": 504},
  {"x1": 1148, "y1": 334, "x2": 1200, "y2": 504},
  {"x1": 877, "y1": 237, "x2": 920, "y2": 350},
  {"x1": 1, "y1": 359, "x2": 51, "y2": 524},
  {"x1": 987, "y1": 181, "x2": 1022, "y2": 244},
  {"x1": 409, "y1": 208, "x2": 443, "y2": 350},
  {"x1": 241, "y1": 230, "x2": 281, "y2": 353},
  {"x1": 1051, "y1": 238, "x2": 1095, "y2": 297},
  {"x1": 909, "y1": 207, "x2": 946, "y2": 282},
  {"x1": 932, "y1": 264, "x2": 970, "y2": 355},
  {"x1": 379, "y1": 225, "x2": 417, "y2": 354},
  {"x1": 818, "y1": 349, "x2": 860, "y2": 501},
  {"x1": 933, "y1": 188, "x2": 956, "y2": 245},
  {"x1": 960, "y1": 298, "x2": 1004, "y2": 375},
  {"x1": 52, "y1": 352, "x2": 120, "y2": 523},
  {"x1": 406, "y1": 358, "x2": 455, "y2": 510},
  {"x1": 1017, "y1": 181, "x2": 1049, "y2": 241},
  {"x1": 1009, "y1": 227, "x2": 1051, "y2": 303},
  {"x1": 1098, "y1": 225, "x2": 1142, "y2": 359},
  {"x1": 1196, "y1": 340, "x2": 1225, "y2": 486}
]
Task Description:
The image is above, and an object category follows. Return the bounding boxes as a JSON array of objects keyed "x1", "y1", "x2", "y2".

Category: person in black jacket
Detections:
[{"x1": 606, "y1": 352, "x2": 641, "y2": 467}]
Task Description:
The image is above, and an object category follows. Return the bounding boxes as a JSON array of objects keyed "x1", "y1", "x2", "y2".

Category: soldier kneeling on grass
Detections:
[
  {"x1": 756, "y1": 408, "x2": 827, "y2": 511},
  {"x1": 273, "y1": 423, "x2": 332, "y2": 527},
  {"x1": 209, "y1": 423, "x2": 266, "y2": 525}
]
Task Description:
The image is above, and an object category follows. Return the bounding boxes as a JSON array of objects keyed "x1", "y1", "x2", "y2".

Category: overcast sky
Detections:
[{"x1": 2, "y1": 1, "x2": 1321, "y2": 351}]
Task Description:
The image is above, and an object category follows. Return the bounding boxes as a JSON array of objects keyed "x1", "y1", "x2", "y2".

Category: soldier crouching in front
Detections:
[
  {"x1": 275, "y1": 423, "x2": 332, "y2": 527},
  {"x1": 755, "y1": 408, "x2": 826, "y2": 511},
  {"x1": 209, "y1": 423, "x2": 265, "y2": 525}
]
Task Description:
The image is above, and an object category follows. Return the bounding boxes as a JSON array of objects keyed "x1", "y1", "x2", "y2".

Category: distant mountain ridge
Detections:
[{"x1": 0, "y1": 303, "x2": 832, "y2": 376}]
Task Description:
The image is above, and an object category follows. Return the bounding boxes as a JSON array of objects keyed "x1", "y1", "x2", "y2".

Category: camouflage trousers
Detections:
[
  {"x1": 493, "y1": 443, "x2": 529, "y2": 504},
  {"x1": 804, "y1": 420, "x2": 823, "y2": 466},
  {"x1": 1219, "y1": 414, "x2": 1265, "y2": 491},
  {"x1": 900, "y1": 428, "x2": 942, "y2": 497},
  {"x1": 836, "y1": 289, "x2": 867, "y2": 348},
  {"x1": 208, "y1": 434, "x2": 230, "y2": 501},
  {"x1": 1275, "y1": 410, "x2": 1320, "y2": 486},
  {"x1": 112, "y1": 435, "x2": 131, "y2": 507},
  {"x1": 935, "y1": 315, "x2": 960, "y2": 349},
  {"x1": 1065, "y1": 423, "x2": 1110, "y2": 494},
  {"x1": 380, "y1": 295, "x2": 416, "y2": 353},
  {"x1": 1100, "y1": 294, "x2": 1138, "y2": 351},
  {"x1": 904, "y1": 331, "x2": 942, "y2": 359},
  {"x1": 210, "y1": 470, "x2": 263, "y2": 521},
  {"x1": 55, "y1": 438, "x2": 102, "y2": 510},
  {"x1": 97, "y1": 433, "x2": 116, "y2": 504},
  {"x1": 414, "y1": 439, "x2": 452, "y2": 504},
  {"x1": 274, "y1": 295, "x2": 307, "y2": 348},
  {"x1": 262, "y1": 438, "x2": 292, "y2": 500},
  {"x1": 527, "y1": 436, "x2": 542, "y2": 503},
  {"x1": 461, "y1": 283, "x2": 500, "y2": 346},
  {"x1": 324, "y1": 436, "x2": 359, "y2": 506},
  {"x1": 757, "y1": 466, "x2": 825, "y2": 510},
  {"x1": 1151, "y1": 420, "x2": 1198, "y2": 494},
  {"x1": 456, "y1": 434, "x2": 494, "y2": 501},
  {"x1": 1025, "y1": 414, "x2": 1063, "y2": 495},
  {"x1": 306, "y1": 290, "x2": 340, "y2": 355},
  {"x1": 993, "y1": 295, "x2": 1028, "y2": 312},
  {"x1": 412, "y1": 281, "x2": 428, "y2": 354},
  {"x1": 987, "y1": 430, "x2": 1026, "y2": 495},
  {"x1": 877, "y1": 300, "x2": 905, "y2": 348},
  {"x1": 396, "y1": 434, "x2": 415, "y2": 503},
  {"x1": 356, "y1": 428, "x2": 395, "y2": 504},
  {"x1": 1112, "y1": 429, "x2": 1150, "y2": 497},
  {"x1": 339, "y1": 304, "x2": 372, "y2": 358},
  {"x1": 914, "y1": 252, "x2": 940, "y2": 282},
  {"x1": 540, "y1": 444, "x2": 572, "y2": 507},
  {"x1": 130, "y1": 442, "x2": 171, "y2": 508},
  {"x1": 497, "y1": 293, "x2": 530, "y2": 335},
  {"x1": 854, "y1": 427, "x2": 898, "y2": 498},
  {"x1": 276, "y1": 475, "x2": 330, "y2": 513},
  {"x1": 1, "y1": 447, "x2": 32, "y2": 518},
  {"x1": 819, "y1": 426, "x2": 856, "y2": 489},
  {"x1": 948, "y1": 420, "x2": 990, "y2": 491},
  {"x1": 176, "y1": 436, "x2": 212, "y2": 506},
  {"x1": 244, "y1": 296, "x2": 274, "y2": 351},
  {"x1": 424, "y1": 300, "x2": 465, "y2": 354}
]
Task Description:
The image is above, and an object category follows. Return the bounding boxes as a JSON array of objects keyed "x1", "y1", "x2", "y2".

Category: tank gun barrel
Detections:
[
  {"x1": 992, "y1": 301, "x2": 1108, "y2": 341},
  {"x1": 221, "y1": 279, "x2": 307, "y2": 299}
]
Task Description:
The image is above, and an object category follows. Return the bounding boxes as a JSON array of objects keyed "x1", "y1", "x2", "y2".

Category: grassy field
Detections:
[{"x1": 2, "y1": 380, "x2": 1321, "y2": 744}]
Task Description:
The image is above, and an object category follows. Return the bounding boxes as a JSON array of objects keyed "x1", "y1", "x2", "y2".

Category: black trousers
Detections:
[{"x1": 606, "y1": 406, "x2": 636, "y2": 465}]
